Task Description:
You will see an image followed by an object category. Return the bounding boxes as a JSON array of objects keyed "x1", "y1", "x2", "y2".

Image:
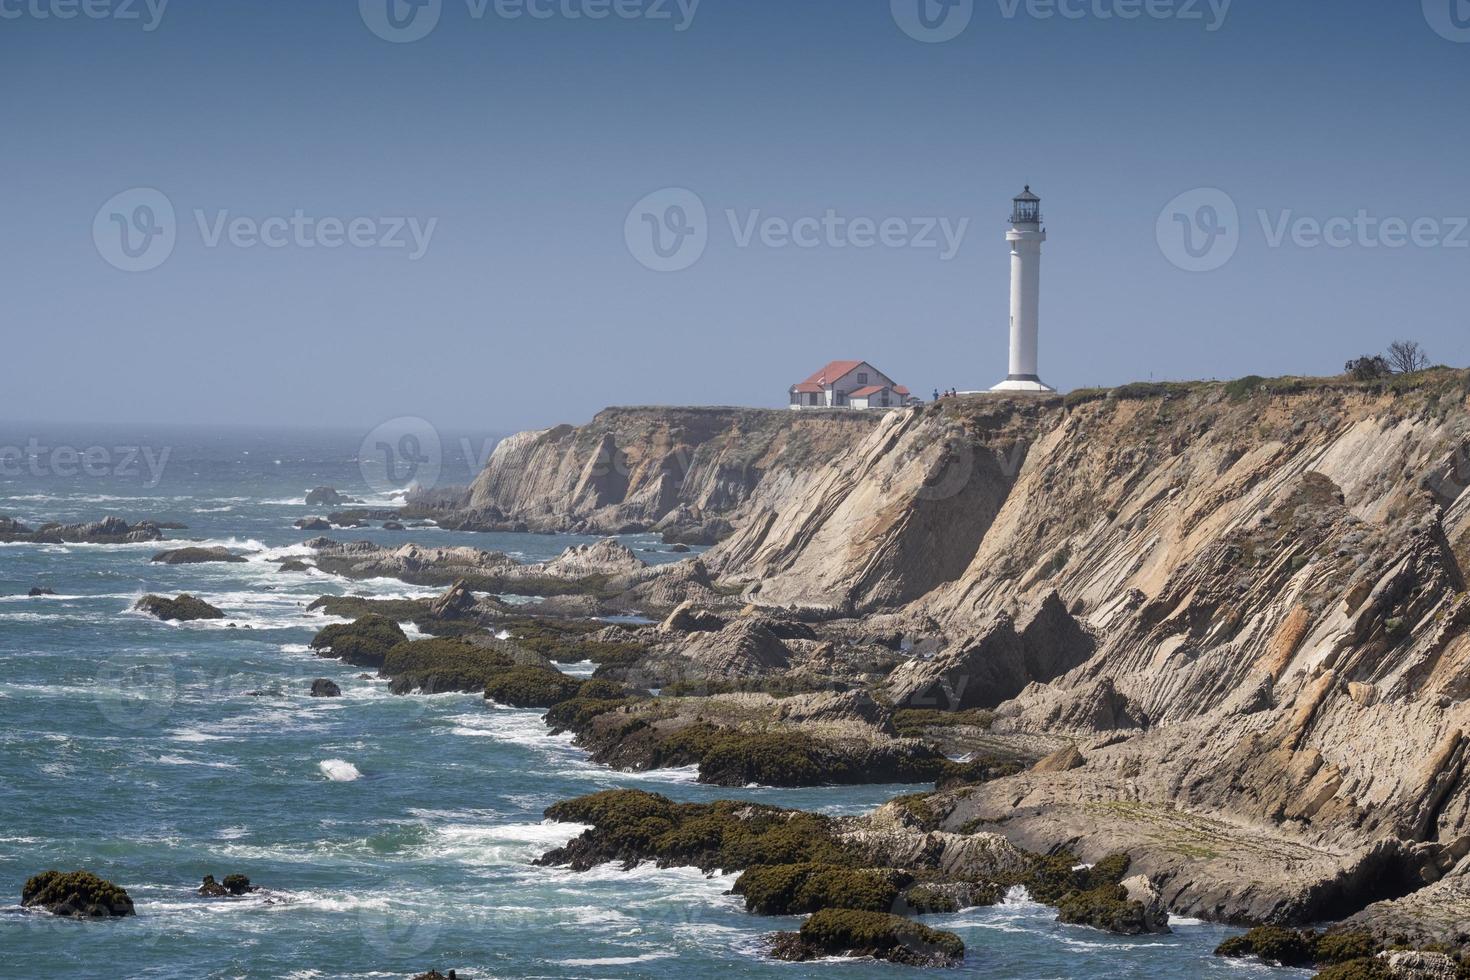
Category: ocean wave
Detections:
[
  {"x1": 426, "y1": 819, "x2": 588, "y2": 866},
  {"x1": 319, "y1": 759, "x2": 361, "y2": 781}
]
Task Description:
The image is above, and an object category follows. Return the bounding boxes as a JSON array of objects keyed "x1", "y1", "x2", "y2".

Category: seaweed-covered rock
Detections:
[
  {"x1": 22, "y1": 870, "x2": 135, "y2": 917},
  {"x1": 770, "y1": 909, "x2": 964, "y2": 967},
  {"x1": 538, "y1": 789, "x2": 856, "y2": 873},
  {"x1": 278, "y1": 559, "x2": 312, "y2": 573},
  {"x1": 309, "y1": 615, "x2": 407, "y2": 669},
  {"x1": 1214, "y1": 926, "x2": 1317, "y2": 967},
  {"x1": 134, "y1": 594, "x2": 225, "y2": 622},
  {"x1": 150, "y1": 546, "x2": 247, "y2": 565},
  {"x1": 901, "y1": 880, "x2": 1003, "y2": 914},
  {"x1": 310, "y1": 678, "x2": 342, "y2": 698},
  {"x1": 733, "y1": 863, "x2": 905, "y2": 915},
  {"x1": 482, "y1": 667, "x2": 582, "y2": 708},
  {"x1": 381, "y1": 637, "x2": 515, "y2": 694},
  {"x1": 1056, "y1": 882, "x2": 1168, "y2": 935}
]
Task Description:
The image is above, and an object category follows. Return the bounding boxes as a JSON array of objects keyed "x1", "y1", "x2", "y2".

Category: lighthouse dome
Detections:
[{"x1": 1011, "y1": 185, "x2": 1042, "y2": 224}]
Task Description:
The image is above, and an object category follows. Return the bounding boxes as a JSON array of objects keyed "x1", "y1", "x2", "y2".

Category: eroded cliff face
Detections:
[
  {"x1": 448, "y1": 407, "x2": 880, "y2": 535},
  {"x1": 457, "y1": 373, "x2": 1470, "y2": 925},
  {"x1": 700, "y1": 372, "x2": 1470, "y2": 923}
]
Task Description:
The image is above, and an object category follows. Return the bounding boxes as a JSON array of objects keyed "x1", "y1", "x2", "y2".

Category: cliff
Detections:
[
  {"x1": 455, "y1": 370, "x2": 1470, "y2": 929},
  {"x1": 434, "y1": 406, "x2": 880, "y2": 537},
  {"x1": 703, "y1": 370, "x2": 1470, "y2": 926}
]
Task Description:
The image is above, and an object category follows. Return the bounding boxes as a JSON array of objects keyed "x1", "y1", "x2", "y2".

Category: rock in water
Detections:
[
  {"x1": 22, "y1": 870, "x2": 135, "y2": 917},
  {"x1": 134, "y1": 594, "x2": 226, "y2": 622},
  {"x1": 295, "y1": 517, "x2": 331, "y2": 530},
  {"x1": 305, "y1": 487, "x2": 358, "y2": 507},
  {"x1": 198, "y1": 874, "x2": 258, "y2": 897},
  {"x1": 769, "y1": 909, "x2": 964, "y2": 967},
  {"x1": 150, "y1": 546, "x2": 248, "y2": 564},
  {"x1": 310, "y1": 678, "x2": 342, "y2": 698},
  {"x1": 27, "y1": 586, "x2": 57, "y2": 597}
]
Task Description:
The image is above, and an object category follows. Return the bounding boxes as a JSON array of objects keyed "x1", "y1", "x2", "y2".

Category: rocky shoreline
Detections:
[
  {"x1": 18, "y1": 371, "x2": 1470, "y2": 976},
  {"x1": 293, "y1": 371, "x2": 1470, "y2": 968}
]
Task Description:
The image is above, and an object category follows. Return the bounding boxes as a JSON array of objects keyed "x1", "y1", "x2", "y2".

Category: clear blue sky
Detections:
[{"x1": 4, "y1": 0, "x2": 1467, "y2": 431}]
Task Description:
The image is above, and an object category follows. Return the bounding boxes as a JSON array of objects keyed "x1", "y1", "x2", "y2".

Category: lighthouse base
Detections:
[{"x1": 990, "y1": 374, "x2": 1056, "y2": 393}]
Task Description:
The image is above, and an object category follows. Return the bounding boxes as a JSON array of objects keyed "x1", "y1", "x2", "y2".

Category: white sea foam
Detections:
[
  {"x1": 558, "y1": 953, "x2": 676, "y2": 967},
  {"x1": 427, "y1": 820, "x2": 588, "y2": 866},
  {"x1": 157, "y1": 754, "x2": 240, "y2": 770},
  {"x1": 318, "y1": 759, "x2": 361, "y2": 781}
]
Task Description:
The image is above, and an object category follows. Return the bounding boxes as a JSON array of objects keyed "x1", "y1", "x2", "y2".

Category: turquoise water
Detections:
[{"x1": 0, "y1": 425, "x2": 1302, "y2": 978}]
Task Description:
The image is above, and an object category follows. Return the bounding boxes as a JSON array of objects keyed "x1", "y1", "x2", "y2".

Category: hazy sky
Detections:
[{"x1": 4, "y1": 0, "x2": 1467, "y2": 434}]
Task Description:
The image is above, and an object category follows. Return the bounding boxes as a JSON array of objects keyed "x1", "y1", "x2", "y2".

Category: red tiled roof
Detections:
[
  {"x1": 849, "y1": 385, "x2": 889, "y2": 398},
  {"x1": 893, "y1": 385, "x2": 911, "y2": 396},
  {"x1": 800, "y1": 360, "x2": 866, "y2": 386},
  {"x1": 792, "y1": 382, "x2": 823, "y2": 393}
]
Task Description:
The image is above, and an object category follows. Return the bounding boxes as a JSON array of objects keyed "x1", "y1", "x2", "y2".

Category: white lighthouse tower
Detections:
[{"x1": 991, "y1": 186, "x2": 1055, "y2": 393}]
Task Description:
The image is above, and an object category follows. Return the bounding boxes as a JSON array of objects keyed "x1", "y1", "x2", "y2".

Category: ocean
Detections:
[{"x1": 0, "y1": 424, "x2": 1304, "y2": 978}]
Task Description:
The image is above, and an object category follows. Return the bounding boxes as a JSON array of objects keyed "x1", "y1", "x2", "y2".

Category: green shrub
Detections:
[
  {"x1": 21, "y1": 870, "x2": 135, "y2": 917},
  {"x1": 310, "y1": 614, "x2": 407, "y2": 668},
  {"x1": 1225, "y1": 375, "x2": 1267, "y2": 400}
]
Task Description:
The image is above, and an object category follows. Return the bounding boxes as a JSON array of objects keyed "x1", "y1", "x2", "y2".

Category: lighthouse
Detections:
[{"x1": 991, "y1": 186, "x2": 1055, "y2": 393}]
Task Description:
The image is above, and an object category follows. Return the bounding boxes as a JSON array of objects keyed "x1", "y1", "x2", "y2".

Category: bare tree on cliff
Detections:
[{"x1": 1387, "y1": 340, "x2": 1430, "y2": 374}]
